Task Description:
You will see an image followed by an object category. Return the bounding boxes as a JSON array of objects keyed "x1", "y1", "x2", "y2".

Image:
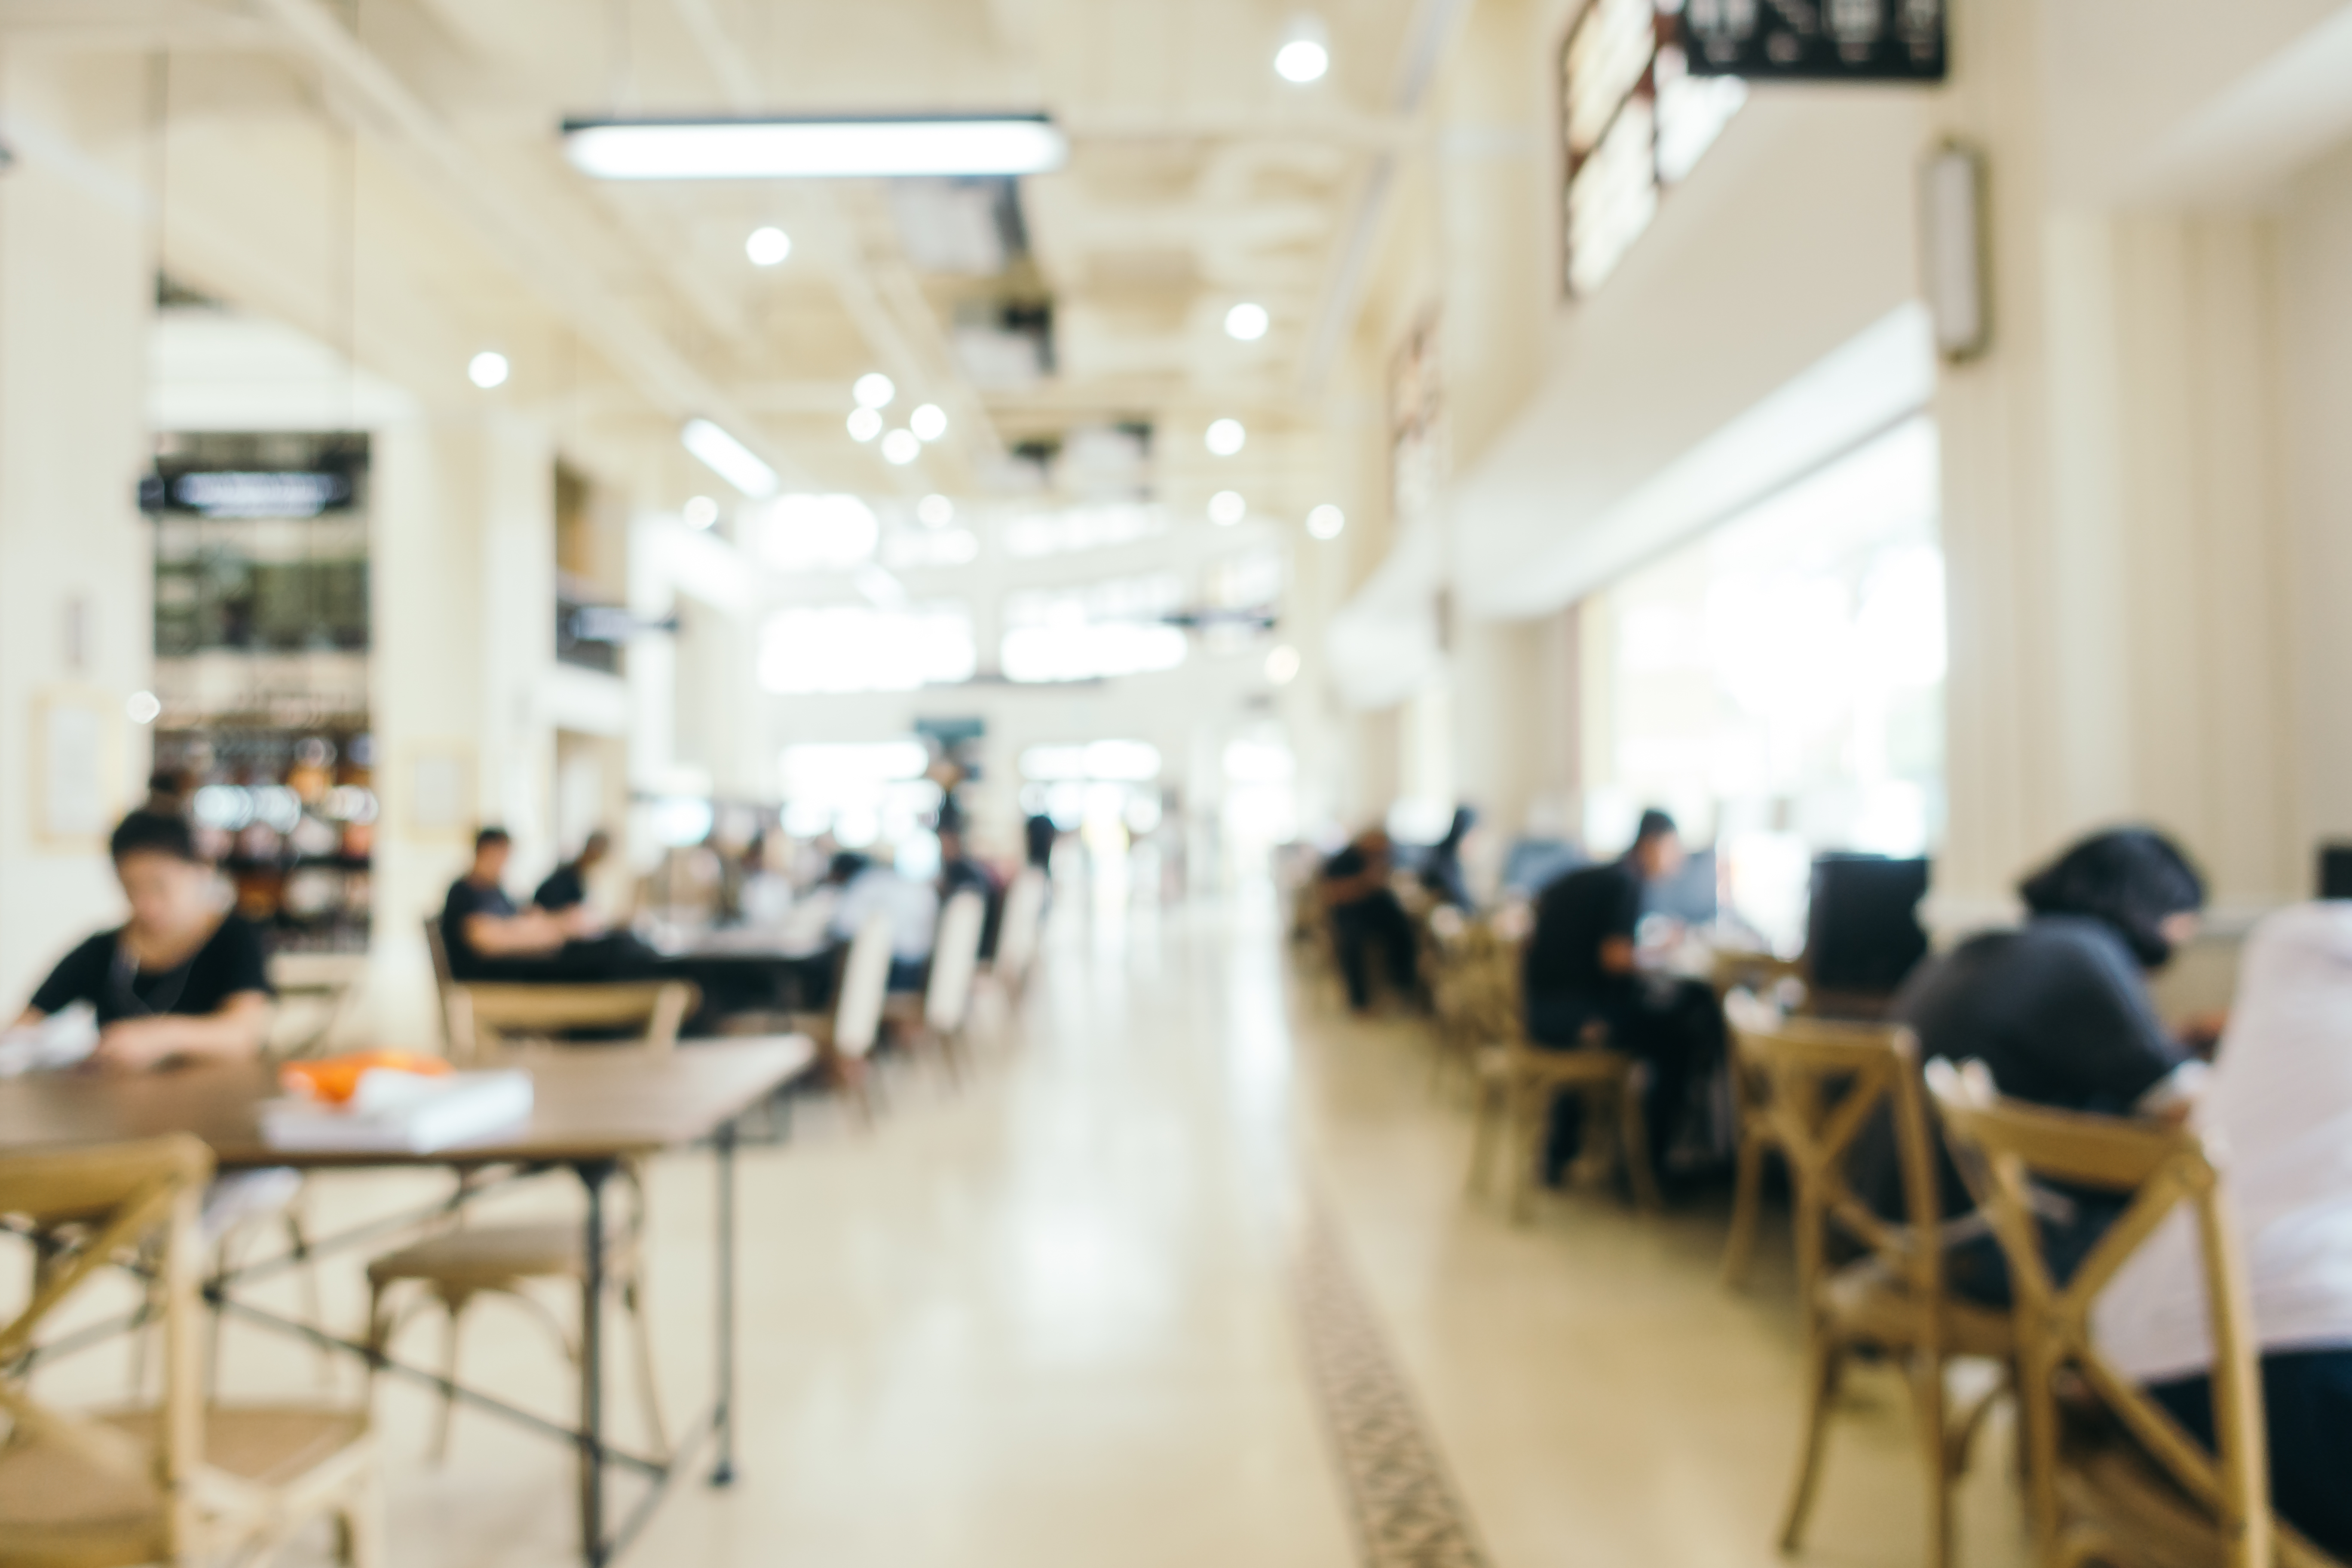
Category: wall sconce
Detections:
[{"x1": 1921, "y1": 139, "x2": 1990, "y2": 362}]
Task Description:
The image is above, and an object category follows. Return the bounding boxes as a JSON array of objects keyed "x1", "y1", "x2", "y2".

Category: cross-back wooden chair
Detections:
[
  {"x1": 1928, "y1": 1060, "x2": 2347, "y2": 1568},
  {"x1": 361, "y1": 982, "x2": 695, "y2": 1482},
  {"x1": 0, "y1": 1135, "x2": 382, "y2": 1567},
  {"x1": 1463, "y1": 940, "x2": 1661, "y2": 1219},
  {"x1": 1711, "y1": 954, "x2": 1808, "y2": 1287},
  {"x1": 1738, "y1": 1015, "x2": 2012, "y2": 1568}
]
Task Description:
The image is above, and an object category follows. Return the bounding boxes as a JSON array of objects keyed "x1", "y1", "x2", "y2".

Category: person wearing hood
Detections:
[{"x1": 1859, "y1": 827, "x2": 2212, "y2": 1300}]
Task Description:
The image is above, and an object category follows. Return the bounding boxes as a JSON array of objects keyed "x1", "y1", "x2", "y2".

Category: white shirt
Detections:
[
  {"x1": 830, "y1": 868, "x2": 939, "y2": 962},
  {"x1": 2096, "y1": 903, "x2": 2352, "y2": 1383}
]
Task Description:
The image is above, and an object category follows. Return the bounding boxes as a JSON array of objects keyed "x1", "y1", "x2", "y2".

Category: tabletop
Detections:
[{"x1": 0, "y1": 1037, "x2": 815, "y2": 1169}]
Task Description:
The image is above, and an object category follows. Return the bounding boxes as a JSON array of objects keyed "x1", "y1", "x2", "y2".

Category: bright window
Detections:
[
  {"x1": 1001, "y1": 573, "x2": 1188, "y2": 683},
  {"x1": 753, "y1": 494, "x2": 880, "y2": 570},
  {"x1": 758, "y1": 604, "x2": 975, "y2": 693}
]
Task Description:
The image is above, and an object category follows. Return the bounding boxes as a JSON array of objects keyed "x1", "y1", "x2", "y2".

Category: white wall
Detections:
[{"x1": 0, "y1": 55, "x2": 155, "y2": 1009}]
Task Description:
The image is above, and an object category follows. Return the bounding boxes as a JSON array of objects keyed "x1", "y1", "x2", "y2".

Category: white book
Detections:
[{"x1": 261, "y1": 1069, "x2": 535, "y2": 1153}]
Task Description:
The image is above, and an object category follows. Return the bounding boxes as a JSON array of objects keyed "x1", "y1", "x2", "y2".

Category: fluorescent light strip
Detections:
[
  {"x1": 563, "y1": 116, "x2": 1068, "y2": 180},
  {"x1": 682, "y1": 418, "x2": 780, "y2": 498}
]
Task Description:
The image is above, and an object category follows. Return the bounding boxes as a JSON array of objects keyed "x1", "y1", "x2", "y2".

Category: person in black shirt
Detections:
[
  {"x1": 1420, "y1": 806, "x2": 1478, "y2": 910},
  {"x1": 12, "y1": 811, "x2": 274, "y2": 1072},
  {"x1": 1859, "y1": 827, "x2": 2211, "y2": 1302},
  {"x1": 534, "y1": 828, "x2": 611, "y2": 915},
  {"x1": 1024, "y1": 812, "x2": 1059, "y2": 871},
  {"x1": 1323, "y1": 827, "x2": 1419, "y2": 1013},
  {"x1": 1523, "y1": 809, "x2": 1724, "y2": 1189},
  {"x1": 442, "y1": 827, "x2": 609, "y2": 981}
]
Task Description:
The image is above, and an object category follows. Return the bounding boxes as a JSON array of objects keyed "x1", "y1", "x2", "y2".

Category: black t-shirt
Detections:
[
  {"x1": 1860, "y1": 914, "x2": 2188, "y2": 1219},
  {"x1": 442, "y1": 879, "x2": 518, "y2": 979},
  {"x1": 1523, "y1": 861, "x2": 1642, "y2": 1004},
  {"x1": 29, "y1": 915, "x2": 274, "y2": 1027},
  {"x1": 534, "y1": 862, "x2": 587, "y2": 913}
]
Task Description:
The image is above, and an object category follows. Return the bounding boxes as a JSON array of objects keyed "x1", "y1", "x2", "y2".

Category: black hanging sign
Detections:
[{"x1": 1682, "y1": 0, "x2": 1946, "y2": 82}]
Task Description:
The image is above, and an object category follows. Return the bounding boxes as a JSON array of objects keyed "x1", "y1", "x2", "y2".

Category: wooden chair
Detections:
[
  {"x1": 789, "y1": 913, "x2": 895, "y2": 1121},
  {"x1": 886, "y1": 890, "x2": 986, "y2": 1080},
  {"x1": 361, "y1": 982, "x2": 695, "y2": 1475},
  {"x1": 989, "y1": 869, "x2": 1048, "y2": 1005},
  {"x1": 1712, "y1": 953, "x2": 1807, "y2": 1287},
  {"x1": 1463, "y1": 949, "x2": 1662, "y2": 1219},
  {"x1": 1743, "y1": 1016, "x2": 2012, "y2": 1568},
  {"x1": 1928, "y1": 1062, "x2": 2348, "y2": 1568},
  {"x1": 0, "y1": 1135, "x2": 382, "y2": 1567}
]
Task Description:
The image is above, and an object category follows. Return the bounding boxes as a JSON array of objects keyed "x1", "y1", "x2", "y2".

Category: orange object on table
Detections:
[{"x1": 282, "y1": 1051, "x2": 451, "y2": 1105}]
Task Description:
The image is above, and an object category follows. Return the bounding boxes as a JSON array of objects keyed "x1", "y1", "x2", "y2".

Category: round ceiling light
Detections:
[
  {"x1": 910, "y1": 402, "x2": 948, "y2": 441},
  {"x1": 917, "y1": 493, "x2": 955, "y2": 528},
  {"x1": 467, "y1": 350, "x2": 510, "y2": 389},
  {"x1": 1209, "y1": 490, "x2": 1247, "y2": 526},
  {"x1": 853, "y1": 372, "x2": 897, "y2": 409},
  {"x1": 1275, "y1": 15, "x2": 1331, "y2": 83},
  {"x1": 1306, "y1": 504, "x2": 1345, "y2": 539},
  {"x1": 683, "y1": 495, "x2": 720, "y2": 529},
  {"x1": 1225, "y1": 301, "x2": 1271, "y2": 341},
  {"x1": 1205, "y1": 418, "x2": 1247, "y2": 456},
  {"x1": 847, "y1": 407, "x2": 884, "y2": 443},
  {"x1": 1265, "y1": 646, "x2": 1302, "y2": 685},
  {"x1": 881, "y1": 429, "x2": 922, "y2": 466},
  {"x1": 745, "y1": 225, "x2": 792, "y2": 266}
]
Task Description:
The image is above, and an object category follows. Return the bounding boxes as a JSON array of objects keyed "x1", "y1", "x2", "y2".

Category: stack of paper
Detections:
[{"x1": 261, "y1": 1069, "x2": 534, "y2": 1153}]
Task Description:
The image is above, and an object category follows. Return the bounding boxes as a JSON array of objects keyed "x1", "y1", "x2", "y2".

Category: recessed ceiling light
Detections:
[
  {"x1": 746, "y1": 226, "x2": 792, "y2": 266},
  {"x1": 854, "y1": 373, "x2": 897, "y2": 409},
  {"x1": 881, "y1": 429, "x2": 922, "y2": 466},
  {"x1": 562, "y1": 115, "x2": 1069, "y2": 180},
  {"x1": 1275, "y1": 15, "x2": 1331, "y2": 84},
  {"x1": 683, "y1": 495, "x2": 720, "y2": 529},
  {"x1": 910, "y1": 402, "x2": 948, "y2": 441},
  {"x1": 1306, "y1": 503, "x2": 1345, "y2": 539},
  {"x1": 468, "y1": 350, "x2": 510, "y2": 389},
  {"x1": 918, "y1": 493, "x2": 955, "y2": 527},
  {"x1": 1210, "y1": 490, "x2": 1247, "y2": 526},
  {"x1": 126, "y1": 690, "x2": 162, "y2": 724},
  {"x1": 1225, "y1": 302, "x2": 1270, "y2": 341},
  {"x1": 1265, "y1": 646, "x2": 1302, "y2": 685},
  {"x1": 1205, "y1": 418, "x2": 1246, "y2": 456},
  {"x1": 847, "y1": 407, "x2": 884, "y2": 442},
  {"x1": 682, "y1": 418, "x2": 780, "y2": 498}
]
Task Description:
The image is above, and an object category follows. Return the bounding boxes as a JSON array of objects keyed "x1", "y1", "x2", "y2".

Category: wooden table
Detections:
[{"x1": 0, "y1": 1037, "x2": 815, "y2": 1568}]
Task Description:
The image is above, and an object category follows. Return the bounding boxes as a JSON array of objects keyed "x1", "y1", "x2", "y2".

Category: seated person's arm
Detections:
[
  {"x1": 1598, "y1": 935, "x2": 1637, "y2": 976},
  {"x1": 464, "y1": 906, "x2": 580, "y2": 956},
  {"x1": 7, "y1": 1005, "x2": 40, "y2": 1031},
  {"x1": 89, "y1": 991, "x2": 272, "y2": 1074}
]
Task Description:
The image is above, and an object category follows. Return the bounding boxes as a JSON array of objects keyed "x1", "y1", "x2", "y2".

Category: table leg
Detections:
[
  {"x1": 577, "y1": 1158, "x2": 617, "y2": 1568},
  {"x1": 710, "y1": 1119, "x2": 738, "y2": 1488}
]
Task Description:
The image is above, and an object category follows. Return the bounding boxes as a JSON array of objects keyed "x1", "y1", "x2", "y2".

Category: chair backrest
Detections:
[
  {"x1": 421, "y1": 915, "x2": 459, "y2": 1051},
  {"x1": 0, "y1": 1136, "x2": 213, "y2": 1548},
  {"x1": 925, "y1": 891, "x2": 987, "y2": 1034},
  {"x1": 1729, "y1": 1014, "x2": 1944, "y2": 1313},
  {"x1": 1927, "y1": 1062, "x2": 2271, "y2": 1568},
  {"x1": 446, "y1": 980, "x2": 699, "y2": 1064},
  {"x1": 833, "y1": 914, "x2": 895, "y2": 1061},
  {"x1": 993, "y1": 868, "x2": 1047, "y2": 987}
]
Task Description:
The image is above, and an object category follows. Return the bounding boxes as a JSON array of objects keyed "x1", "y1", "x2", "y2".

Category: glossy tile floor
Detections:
[{"x1": 28, "y1": 889, "x2": 2037, "y2": 1566}]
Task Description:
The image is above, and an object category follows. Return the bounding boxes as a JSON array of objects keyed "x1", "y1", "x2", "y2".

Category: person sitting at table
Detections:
[
  {"x1": 1522, "y1": 808, "x2": 1725, "y2": 1193},
  {"x1": 1322, "y1": 827, "x2": 1419, "y2": 1014},
  {"x1": 1420, "y1": 805, "x2": 1479, "y2": 911},
  {"x1": 533, "y1": 827, "x2": 610, "y2": 915},
  {"x1": 2091, "y1": 900, "x2": 2352, "y2": 1560},
  {"x1": 12, "y1": 809, "x2": 273, "y2": 1072},
  {"x1": 937, "y1": 826, "x2": 1004, "y2": 958},
  {"x1": 442, "y1": 826, "x2": 646, "y2": 983},
  {"x1": 1860, "y1": 826, "x2": 2212, "y2": 1302}
]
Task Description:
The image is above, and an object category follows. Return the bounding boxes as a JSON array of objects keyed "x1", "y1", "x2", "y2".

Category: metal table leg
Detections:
[
  {"x1": 577, "y1": 1158, "x2": 617, "y2": 1567},
  {"x1": 710, "y1": 1119, "x2": 738, "y2": 1488}
]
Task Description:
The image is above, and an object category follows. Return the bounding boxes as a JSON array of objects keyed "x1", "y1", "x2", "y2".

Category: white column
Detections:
[{"x1": 0, "y1": 54, "x2": 155, "y2": 1007}]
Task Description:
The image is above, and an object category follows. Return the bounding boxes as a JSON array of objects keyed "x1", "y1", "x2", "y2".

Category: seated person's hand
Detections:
[
  {"x1": 2178, "y1": 1009, "x2": 2228, "y2": 1057},
  {"x1": 89, "y1": 1017, "x2": 183, "y2": 1074},
  {"x1": 559, "y1": 905, "x2": 604, "y2": 940}
]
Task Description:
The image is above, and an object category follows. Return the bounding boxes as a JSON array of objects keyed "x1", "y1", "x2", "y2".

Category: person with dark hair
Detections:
[
  {"x1": 441, "y1": 827, "x2": 604, "y2": 981},
  {"x1": 1420, "y1": 805, "x2": 1479, "y2": 910},
  {"x1": 1859, "y1": 825, "x2": 2213, "y2": 1301},
  {"x1": 10, "y1": 809, "x2": 273, "y2": 1072},
  {"x1": 1522, "y1": 809, "x2": 1725, "y2": 1191},
  {"x1": 534, "y1": 828, "x2": 611, "y2": 915},
  {"x1": 1322, "y1": 827, "x2": 1420, "y2": 1013}
]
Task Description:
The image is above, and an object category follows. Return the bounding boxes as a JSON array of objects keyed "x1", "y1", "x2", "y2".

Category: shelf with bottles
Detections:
[{"x1": 156, "y1": 726, "x2": 377, "y2": 954}]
